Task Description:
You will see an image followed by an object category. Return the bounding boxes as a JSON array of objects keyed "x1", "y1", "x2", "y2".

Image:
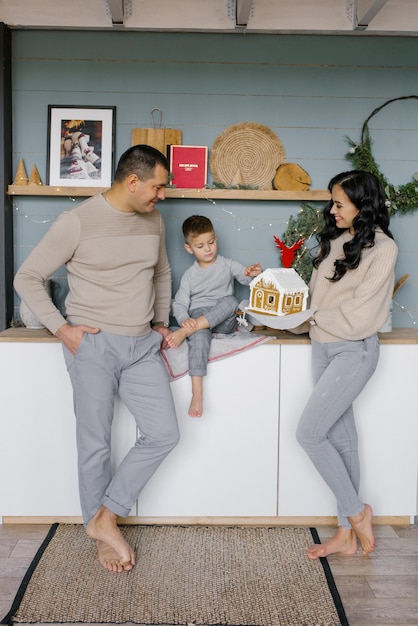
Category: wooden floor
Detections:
[{"x1": 0, "y1": 521, "x2": 417, "y2": 626}]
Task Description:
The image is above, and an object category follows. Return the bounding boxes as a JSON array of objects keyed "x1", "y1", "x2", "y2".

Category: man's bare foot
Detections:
[
  {"x1": 86, "y1": 505, "x2": 135, "y2": 572},
  {"x1": 307, "y1": 526, "x2": 358, "y2": 560},
  {"x1": 348, "y1": 503, "x2": 375, "y2": 555},
  {"x1": 166, "y1": 327, "x2": 191, "y2": 348},
  {"x1": 189, "y1": 392, "x2": 203, "y2": 418},
  {"x1": 96, "y1": 540, "x2": 131, "y2": 573}
]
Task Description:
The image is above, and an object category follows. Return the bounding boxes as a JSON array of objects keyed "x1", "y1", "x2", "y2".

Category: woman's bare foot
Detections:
[
  {"x1": 86, "y1": 505, "x2": 135, "y2": 572},
  {"x1": 307, "y1": 526, "x2": 358, "y2": 559},
  {"x1": 166, "y1": 327, "x2": 191, "y2": 348},
  {"x1": 348, "y1": 503, "x2": 375, "y2": 555}
]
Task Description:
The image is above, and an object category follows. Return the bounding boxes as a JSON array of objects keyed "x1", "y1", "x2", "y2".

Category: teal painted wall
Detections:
[{"x1": 11, "y1": 30, "x2": 418, "y2": 327}]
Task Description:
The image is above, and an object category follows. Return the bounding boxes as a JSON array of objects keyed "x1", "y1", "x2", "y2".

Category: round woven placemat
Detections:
[{"x1": 210, "y1": 122, "x2": 285, "y2": 189}]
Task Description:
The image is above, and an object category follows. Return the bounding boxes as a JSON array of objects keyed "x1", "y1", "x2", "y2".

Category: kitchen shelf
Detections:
[{"x1": 7, "y1": 184, "x2": 331, "y2": 201}]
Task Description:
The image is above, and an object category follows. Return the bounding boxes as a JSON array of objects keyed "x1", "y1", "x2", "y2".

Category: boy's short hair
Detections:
[{"x1": 182, "y1": 215, "x2": 215, "y2": 242}]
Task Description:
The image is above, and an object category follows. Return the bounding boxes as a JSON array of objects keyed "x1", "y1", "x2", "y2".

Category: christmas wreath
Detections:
[
  {"x1": 279, "y1": 95, "x2": 418, "y2": 280},
  {"x1": 346, "y1": 95, "x2": 418, "y2": 215}
]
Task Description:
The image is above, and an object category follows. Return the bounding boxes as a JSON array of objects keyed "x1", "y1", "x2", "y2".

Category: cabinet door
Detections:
[
  {"x1": 137, "y1": 345, "x2": 280, "y2": 517},
  {"x1": 0, "y1": 343, "x2": 81, "y2": 516},
  {"x1": 0, "y1": 343, "x2": 137, "y2": 517},
  {"x1": 278, "y1": 344, "x2": 336, "y2": 516},
  {"x1": 278, "y1": 343, "x2": 418, "y2": 518},
  {"x1": 353, "y1": 344, "x2": 418, "y2": 517}
]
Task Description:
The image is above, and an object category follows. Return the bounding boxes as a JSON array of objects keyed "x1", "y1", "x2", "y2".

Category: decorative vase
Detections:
[{"x1": 19, "y1": 280, "x2": 51, "y2": 329}]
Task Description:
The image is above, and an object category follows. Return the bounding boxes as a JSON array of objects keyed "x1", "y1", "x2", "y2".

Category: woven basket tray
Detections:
[{"x1": 210, "y1": 122, "x2": 285, "y2": 189}]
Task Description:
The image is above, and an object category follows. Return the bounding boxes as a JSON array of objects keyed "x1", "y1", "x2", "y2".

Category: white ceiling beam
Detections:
[
  {"x1": 357, "y1": 0, "x2": 390, "y2": 28},
  {"x1": 106, "y1": 0, "x2": 124, "y2": 24},
  {"x1": 245, "y1": 1, "x2": 353, "y2": 32},
  {"x1": 0, "y1": 0, "x2": 113, "y2": 28},
  {"x1": 125, "y1": 0, "x2": 234, "y2": 31},
  {"x1": 236, "y1": 0, "x2": 254, "y2": 26}
]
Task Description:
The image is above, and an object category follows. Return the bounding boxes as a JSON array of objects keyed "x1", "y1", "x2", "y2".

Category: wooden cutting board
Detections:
[{"x1": 131, "y1": 109, "x2": 182, "y2": 157}]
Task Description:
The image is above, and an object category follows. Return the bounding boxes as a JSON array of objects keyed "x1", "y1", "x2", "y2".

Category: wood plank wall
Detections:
[{"x1": 9, "y1": 30, "x2": 418, "y2": 326}]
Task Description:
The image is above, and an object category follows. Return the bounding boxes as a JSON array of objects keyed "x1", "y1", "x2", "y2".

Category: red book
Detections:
[{"x1": 170, "y1": 145, "x2": 208, "y2": 188}]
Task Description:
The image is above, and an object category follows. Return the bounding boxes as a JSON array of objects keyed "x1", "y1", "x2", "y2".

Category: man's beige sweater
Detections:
[{"x1": 14, "y1": 193, "x2": 172, "y2": 336}]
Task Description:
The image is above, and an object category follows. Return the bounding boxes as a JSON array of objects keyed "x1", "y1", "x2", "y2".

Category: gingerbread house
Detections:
[{"x1": 248, "y1": 268, "x2": 309, "y2": 316}]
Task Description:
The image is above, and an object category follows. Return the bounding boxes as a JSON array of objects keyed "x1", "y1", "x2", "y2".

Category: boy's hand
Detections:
[{"x1": 245, "y1": 262, "x2": 262, "y2": 277}]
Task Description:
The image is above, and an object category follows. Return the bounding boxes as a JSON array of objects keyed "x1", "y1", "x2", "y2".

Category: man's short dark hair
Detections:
[{"x1": 114, "y1": 144, "x2": 169, "y2": 183}]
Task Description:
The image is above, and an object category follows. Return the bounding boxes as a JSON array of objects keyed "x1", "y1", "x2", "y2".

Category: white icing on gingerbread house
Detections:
[{"x1": 249, "y1": 268, "x2": 309, "y2": 316}]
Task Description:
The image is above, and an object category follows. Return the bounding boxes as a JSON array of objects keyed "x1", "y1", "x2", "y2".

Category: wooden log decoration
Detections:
[
  {"x1": 273, "y1": 163, "x2": 312, "y2": 191},
  {"x1": 131, "y1": 108, "x2": 182, "y2": 158}
]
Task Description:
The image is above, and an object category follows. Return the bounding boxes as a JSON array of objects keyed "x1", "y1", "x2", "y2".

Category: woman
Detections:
[{"x1": 296, "y1": 170, "x2": 398, "y2": 559}]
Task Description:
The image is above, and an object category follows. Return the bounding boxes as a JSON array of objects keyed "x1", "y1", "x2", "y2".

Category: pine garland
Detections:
[
  {"x1": 282, "y1": 203, "x2": 324, "y2": 282},
  {"x1": 280, "y1": 95, "x2": 418, "y2": 279}
]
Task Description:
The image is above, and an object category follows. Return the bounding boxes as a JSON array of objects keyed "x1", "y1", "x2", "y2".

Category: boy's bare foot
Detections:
[
  {"x1": 166, "y1": 327, "x2": 191, "y2": 348},
  {"x1": 348, "y1": 503, "x2": 375, "y2": 555},
  {"x1": 307, "y1": 526, "x2": 358, "y2": 559},
  {"x1": 86, "y1": 505, "x2": 135, "y2": 572},
  {"x1": 189, "y1": 376, "x2": 204, "y2": 417},
  {"x1": 189, "y1": 392, "x2": 203, "y2": 418},
  {"x1": 166, "y1": 315, "x2": 210, "y2": 349}
]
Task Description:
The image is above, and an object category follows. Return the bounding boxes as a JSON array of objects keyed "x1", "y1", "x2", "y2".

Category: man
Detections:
[{"x1": 14, "y1": 145, "x2": 179, "y2": 573}]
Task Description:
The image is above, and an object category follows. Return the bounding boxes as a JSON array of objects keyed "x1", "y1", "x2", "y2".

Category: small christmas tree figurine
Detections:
[
  {"x1": 28, "y1": 164, "x2": 43, "y2": 186},
  {"x1": 13, "y1": 158, "x2": 28, "y2": 185}
]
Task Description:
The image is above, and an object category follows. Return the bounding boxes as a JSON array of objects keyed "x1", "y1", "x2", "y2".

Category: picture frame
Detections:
[{"x1": 47, "y1": 105, "x2": 116, "y2": 187}]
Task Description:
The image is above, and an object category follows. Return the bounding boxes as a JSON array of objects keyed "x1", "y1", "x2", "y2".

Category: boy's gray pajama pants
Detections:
[{"x1": 188, "y1": 294, "x2": 239, "y2": 376}]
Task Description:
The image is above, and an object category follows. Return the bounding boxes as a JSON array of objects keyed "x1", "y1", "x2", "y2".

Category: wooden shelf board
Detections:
[
  {"x1": 165, "y1": 188, "x2": 331, "y2": 201},
  {"x1": 7, "y1": 184, "x2": 107, "y2": 196},
  {"x1": 2, "y1": 326, "x2": 418, "y2": 344},
  {"x1": 7, "y1": 184, "x2": 331, "y2": 201}
]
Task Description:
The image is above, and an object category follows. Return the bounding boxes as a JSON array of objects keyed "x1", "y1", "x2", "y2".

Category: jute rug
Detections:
[{"x1": 2, "y1": 524, "x2": 348, "y2": 626}]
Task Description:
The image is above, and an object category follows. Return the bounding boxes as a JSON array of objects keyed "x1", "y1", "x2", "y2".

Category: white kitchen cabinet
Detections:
[
  {"x1": 0, "y1": 342, "x2": 136, "y2": 517},
  {"x1": 0, "y1": 329, "x2": 417, "y2": 523},
  {"x1": 278, "y1": 342, "x2": 418, "y2": 520},
  {"x1": 138, "y1": 345, "x2": 280, "y2": 517},
  {"x1": 0, "y1": 339, "x2": 279, "y2": 520}
]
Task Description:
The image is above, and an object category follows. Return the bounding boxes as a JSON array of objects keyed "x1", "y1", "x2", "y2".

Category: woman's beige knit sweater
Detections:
[{"x1": 307, "y1": 229, "x2": 398, "y2": 343}]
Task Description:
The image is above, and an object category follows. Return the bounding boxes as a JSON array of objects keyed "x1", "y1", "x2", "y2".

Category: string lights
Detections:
[{"x1": 12, "y1": 196, "x2": 77, "y2": 225}]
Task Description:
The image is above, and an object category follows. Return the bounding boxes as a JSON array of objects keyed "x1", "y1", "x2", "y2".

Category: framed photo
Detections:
[{"x1": 47, "y1": 105, "x2": 116, "y2": 187}]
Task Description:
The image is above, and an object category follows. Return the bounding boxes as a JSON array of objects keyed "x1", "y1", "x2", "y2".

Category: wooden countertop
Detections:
[{"x1": 1, "y1": 326, "x2": 418, "y2": 344}]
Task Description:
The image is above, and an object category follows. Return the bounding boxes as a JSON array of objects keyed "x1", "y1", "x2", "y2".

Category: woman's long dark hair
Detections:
[{"x1": 313, "y1": 170, "x2": 394, "y2": 281}]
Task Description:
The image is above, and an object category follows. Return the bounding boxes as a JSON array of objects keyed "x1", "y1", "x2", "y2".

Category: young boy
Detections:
[{"x1": 166, "y1": 215, "x2": 262, "y2": 418}]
